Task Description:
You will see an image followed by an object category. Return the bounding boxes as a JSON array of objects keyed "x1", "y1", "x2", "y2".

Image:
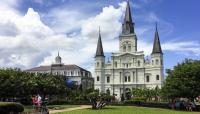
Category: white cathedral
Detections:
[{"x1": 94, "y1": 1, "x2": 164, "y2": 99}]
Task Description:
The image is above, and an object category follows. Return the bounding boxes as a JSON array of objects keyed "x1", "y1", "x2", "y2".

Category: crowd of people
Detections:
[
  {"x1": 171, "y1": 99, "x2": 196, "y2": 111},
  {"x1": 32, "y1": 94, "x2": 49, "y2": 114}
]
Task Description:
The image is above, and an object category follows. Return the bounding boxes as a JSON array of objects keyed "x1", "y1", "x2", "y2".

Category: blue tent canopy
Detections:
[{"x1": 65, "y1": 80, "x2": 74, "y2": 88}]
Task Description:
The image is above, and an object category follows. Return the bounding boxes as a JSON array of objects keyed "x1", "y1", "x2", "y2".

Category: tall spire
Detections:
[
  {"x1": 152, "y1": 23, "x2": 163, "y2": 54},
  {"x1": 122, "y1": 0, "x2": 134, "y2": 34},
  {"x1": 95, "y1": 27, "x2": 104, "y2": 57}
]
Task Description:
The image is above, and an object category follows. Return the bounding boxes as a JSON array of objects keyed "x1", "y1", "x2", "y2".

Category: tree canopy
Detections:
[
  {"x1": 161, "y1": 59, "x2": 200, "y2": 100},
  {"x1": 0, "y1": 68, "x2": 67, "y2": 100}
]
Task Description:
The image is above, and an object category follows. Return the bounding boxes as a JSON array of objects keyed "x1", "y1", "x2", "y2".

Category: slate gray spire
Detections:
[
  {"x1": 55, "y1": 51, "x2": 62, "y2": 64},
  {"x1": 122, "y1": 0, "x2": 135, "y2": 34},
  {"x1": 95, "y1": 27, "x2": 104, "y2": 57},
  {"x1": 152, "y1": 23, "x2": 163, "y2": 54}
]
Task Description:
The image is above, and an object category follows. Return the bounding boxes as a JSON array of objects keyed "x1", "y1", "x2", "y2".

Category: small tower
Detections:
[
  {"x1": 94, "y1": 27, "x2": 105, "y2": 92},
  {"x1": 55, "y1": 51, "x2": 62, "y2": 64},
  {"x1": 151, "y1": 23, "x2": 164, "y2": 86}
]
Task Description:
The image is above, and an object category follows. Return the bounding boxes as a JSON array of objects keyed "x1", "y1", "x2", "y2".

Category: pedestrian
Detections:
[{"x1": 37, "y1": 94, "x2": 42, "y2": 107}]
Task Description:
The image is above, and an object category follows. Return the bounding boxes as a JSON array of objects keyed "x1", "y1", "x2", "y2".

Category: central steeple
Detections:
[{"x1": 122, "y1": 1, "x2": 135, "y2": 34}]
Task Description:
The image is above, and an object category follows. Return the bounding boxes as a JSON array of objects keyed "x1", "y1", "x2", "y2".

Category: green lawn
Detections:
[
  {"x1": 59, "y1": 106, "x2": 199, "y2": 114},
  {"x1": 24, "y1": 105, "x2": 80, "y2": 113}
]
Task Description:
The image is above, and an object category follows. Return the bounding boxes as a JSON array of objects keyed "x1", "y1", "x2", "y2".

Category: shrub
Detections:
[
  {"x1": 0, "y1": 102, "x2": 24, "y2": 114},
  {"x1": 132, "y1": 97, "x2": 146, "y2": 102},
  {"x1": 48, "y1": 99, "x2": 69, "y2": 105}
]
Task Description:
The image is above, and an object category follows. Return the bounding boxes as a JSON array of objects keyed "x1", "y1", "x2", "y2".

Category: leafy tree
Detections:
[
  {"x1": 87, "y1": 90, "x2": 111, "y2": 109},
  {"x1": 132, "y1": 87, "x2": 161, "y2": 102},
  {"x1": 161, "y1": 59, "x2": 200, "y2": 101},
  {"x1": 0, "y1": 68, "x2": 67, "y2": 102}
]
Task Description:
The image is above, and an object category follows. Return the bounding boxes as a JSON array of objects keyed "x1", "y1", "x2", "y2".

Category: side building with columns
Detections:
[
  {"x1": 94, "y1": 1, "x2": 164, "y2": 99},
  {"x1": 26, "y1": 52, "x2": 94, "y2": 90}
]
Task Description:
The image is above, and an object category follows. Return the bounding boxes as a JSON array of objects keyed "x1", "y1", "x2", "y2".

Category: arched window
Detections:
[
  {"x1": 128, "y1": 76, "x2": 131, "y2": 82},
  {"x1": 128, "y1": 45, "x2": 131, "y2": 52},
  {"x1": 102, "y1": 62, "x2": 104, "y2": 67},
  {"x1": 146, "y1": 76, "x2": 150, "y2": 82},
  {"x1": 152, "y1": 60, "x2": 154, "y2": 65},
  {"x1": 125, "y1": 76, "x2": 127, "y2": 82},
  {"x1": 132, "y1": 72, "x2": 135, "y2": 82},
  {"x1": 138, "y1": 60, "x2": 140, "y2": 67},
  {"x1": 156, "y1": 75, "x2": 159, "y2": 80},
  {"x1": 123, "y1": 45, "x2": 126, "y2": 52},
  {"x1": 97, "y1": 76, "x2": 100, "y2": 81},
  {"x1": 107, "y1": 76, "x2": 110, "y2": 83},
  {"x1": 97, "y1": 62, "x2": 99, "y2": 67},
  {"x1": 156, "y1": 59, "x2": 159, "y2": 65},
  {"x1": 119, "y1": 72, "x2": 122, "y2": 82},
  {"x1": 115, "y1": 61, "x2": 117, "y2": 68}
]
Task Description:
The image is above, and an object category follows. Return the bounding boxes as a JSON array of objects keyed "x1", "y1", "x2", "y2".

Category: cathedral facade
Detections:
[{"x1": 94, "y1": 1, "x2": 164, "y2": 99}]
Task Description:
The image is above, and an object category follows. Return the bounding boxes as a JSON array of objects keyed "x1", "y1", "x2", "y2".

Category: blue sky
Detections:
[{"x1": 0, "y1": 0, "x2": 199, "y2": 74}]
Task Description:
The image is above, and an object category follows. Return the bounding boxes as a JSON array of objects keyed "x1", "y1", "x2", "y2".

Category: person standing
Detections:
[{"x1": 37, "y1": 94, "x2": 42, "y2": 107}]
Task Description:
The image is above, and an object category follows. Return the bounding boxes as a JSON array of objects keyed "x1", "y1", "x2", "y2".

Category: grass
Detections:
[
  {"x1": 24, "y1": 105, "x2": 80, "y2": 113},
  {"x1": 58, "y1": 106, "x2": 199, "y2": 114}
]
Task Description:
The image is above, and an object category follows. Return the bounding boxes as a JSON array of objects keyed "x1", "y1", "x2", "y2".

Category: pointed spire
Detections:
[
  {"x1": 55, "y1": 50, "x2": 62, "y2": 64},
  {"x1": 95, "y1": 27, "x2": 105, "y2": 57},
  {"x1": 152, "y1": 23, "x2": 163, "y2": 54},
  {"x1": 124, "y1": 0, "x2": 132, "y2": 23},
  {"x1": 122, "y1": 0, "x2": 134, "y2": 34}
]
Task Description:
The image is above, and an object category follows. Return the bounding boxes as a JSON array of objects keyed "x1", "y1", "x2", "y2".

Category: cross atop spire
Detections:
[
  {"x1": 152, "y1": 23, "x2": 163, "y2": 54},
  {"x1": 122, "y1": 0, "x2": 135, "y2": 34},
  {"x1": 95, "y1": 27, "x2": 105, "y2": 57}
]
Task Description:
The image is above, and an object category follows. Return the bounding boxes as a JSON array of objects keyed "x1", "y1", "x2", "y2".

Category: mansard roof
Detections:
[{"x1": 25, "y1": 64, "x2": 90, "y2": 73}]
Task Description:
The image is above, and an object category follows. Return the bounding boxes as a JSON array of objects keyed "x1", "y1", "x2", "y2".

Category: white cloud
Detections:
[
  {"x1": 0, "y1": 0, "x2": 199, "y2": 73},
  {"x1": 0, "y1": 1, "x2": 127, "y2": 71},
  {"x1": 163, "y1": 41, "x2": 200, "y2": 56}
]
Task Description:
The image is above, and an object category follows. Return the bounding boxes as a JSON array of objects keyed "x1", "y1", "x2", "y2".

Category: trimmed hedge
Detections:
[
  {"x1": 0, "y1": 102, "x2": 24, "y2": 114},
  {"x1": 124, "y1": 101, "x2": 169, "y2": 108}
]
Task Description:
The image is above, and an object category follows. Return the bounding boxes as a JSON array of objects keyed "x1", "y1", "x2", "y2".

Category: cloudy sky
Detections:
[{"x1": 0, "y1": 0, "x2": 199, "y2": 74}]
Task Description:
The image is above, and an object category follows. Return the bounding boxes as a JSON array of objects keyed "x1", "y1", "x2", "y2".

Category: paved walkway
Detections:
[{"x1": 49, "y1": 105, "x2": 91, "y2": 114}]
